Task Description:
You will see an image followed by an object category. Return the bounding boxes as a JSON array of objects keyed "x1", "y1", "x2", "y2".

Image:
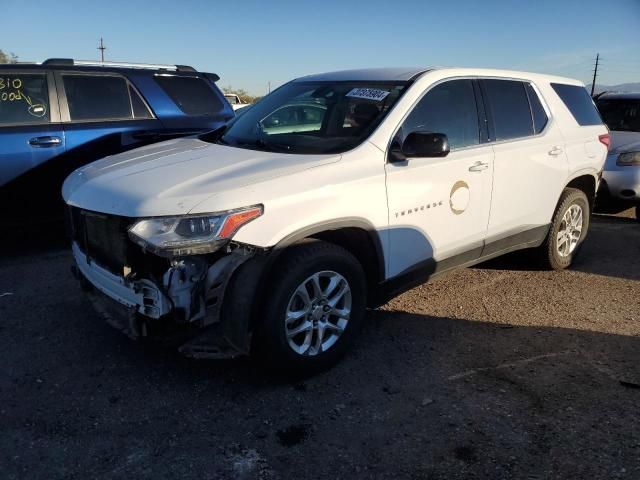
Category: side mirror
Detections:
[
  {"x1": 403, "y1": 132, "x2": 450, "y2": 158},
  {"x1": 389, "y1": 132, "x2": 450, "y2": 162}
]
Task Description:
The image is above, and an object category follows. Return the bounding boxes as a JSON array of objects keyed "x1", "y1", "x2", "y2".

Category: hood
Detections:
[
  {"x1": 609, "y1": 131, "x2": 640, "y2": 154},
  {"x1": 63, "y1": 137, "x2": 340, "y2": 217}
]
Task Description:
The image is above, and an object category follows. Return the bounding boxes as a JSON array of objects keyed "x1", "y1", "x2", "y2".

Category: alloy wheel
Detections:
[
  {"x1": 556, "y1": 204, "x2": 583, "y2": 257},
  {"x1": 284, "y1": 271, "x2": 352, "y2": 356}
]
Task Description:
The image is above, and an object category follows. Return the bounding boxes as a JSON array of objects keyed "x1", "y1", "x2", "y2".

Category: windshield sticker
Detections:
[{"x1": 346, "y1": 88, "x2": 390, "y2": 102}]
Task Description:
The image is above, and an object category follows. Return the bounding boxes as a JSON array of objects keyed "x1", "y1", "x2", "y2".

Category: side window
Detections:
[
  {"x1": 301, "y1": 106, "x2": 323, "y2": 125},
  {"x1": 482, "y1": 79, "x2": 534, "y2": 140},
  {"x1": 129, "y1": 85, "x2": 153, "y2": 119},
  {"x1": 63, "y1": 75, "x2": 132, "y2": 121},
  {"x1": 263, "y1": 106, "x2": 298, "y2": 128},
  {"x1": 551, "y1": 83, "x2": 602, "y2": 126},
  {"x1": 400, "y1": 79, "x2": 479, "y2": 150},
  {"x1": 0, "y1": 73, "x2": 50, "y2": 125},
  {"x1": 155, "y1": 75, "x2": 224, "y2": 116},
  {"x1": 261, "y1": 104, "x2": 326, "y2": 134},
  {"x1": 525, "y1": 83, "x2": 548, "y2": 134}
]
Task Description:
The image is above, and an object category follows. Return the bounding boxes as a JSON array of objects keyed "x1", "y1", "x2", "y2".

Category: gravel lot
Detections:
[{"x1": 1, "y1": 211, "x2": 639, "y2": 480}]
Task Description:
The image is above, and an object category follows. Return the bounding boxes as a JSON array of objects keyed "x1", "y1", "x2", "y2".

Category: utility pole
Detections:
[
  {"x1": 268, "y1": 81, "x2": 271, "y2": 94},
  {"x1": 590, "y1": 53, "x2": 599, "y2": 97},
  {"x1": 97, "y1": 38, "x2": 106, "y2": 62}
]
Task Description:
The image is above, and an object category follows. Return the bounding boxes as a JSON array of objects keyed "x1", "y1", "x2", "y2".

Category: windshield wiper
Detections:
[{"x1": 235, "y1": 138, "x2": 292, "y2": 153}]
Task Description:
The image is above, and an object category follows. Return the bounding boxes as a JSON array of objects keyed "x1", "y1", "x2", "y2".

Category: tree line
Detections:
[{"x1": 0, "y1": 49, "x2": 18, "y2": 64}]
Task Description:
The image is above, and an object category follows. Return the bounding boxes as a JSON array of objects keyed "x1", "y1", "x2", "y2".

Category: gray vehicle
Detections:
[{"x1": 595, "y1": 92, "x2": 640, "y2": 220}]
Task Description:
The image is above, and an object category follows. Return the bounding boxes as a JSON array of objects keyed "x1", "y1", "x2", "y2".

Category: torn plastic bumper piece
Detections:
[{"x1": 71, "y1": 242, "x2": 267, "y2": 358}]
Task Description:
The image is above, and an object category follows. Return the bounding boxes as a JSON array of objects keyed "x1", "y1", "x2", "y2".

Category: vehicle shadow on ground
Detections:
[
  {"x1": 0, "y1": 225, "x2": 68, "y2": 261},
  {"x1": 477, "y1": 215, "x2": 640, "y2": 281},
  {"x1": 3, "y1": 286, "x2": 640, "y2": 479}
]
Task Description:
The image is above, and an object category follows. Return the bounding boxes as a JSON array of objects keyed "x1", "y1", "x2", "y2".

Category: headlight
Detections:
[
  {"x1": 617, "y1": 151, "x2": 640, "y2": 166},
  {"x1": 128, "y1": 205, "x2": 263, "y2": 257}
]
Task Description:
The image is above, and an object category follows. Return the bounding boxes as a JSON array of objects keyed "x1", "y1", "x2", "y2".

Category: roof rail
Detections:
[{"x1": 41, "y1": 58, "x2": 196, "y2": 72}]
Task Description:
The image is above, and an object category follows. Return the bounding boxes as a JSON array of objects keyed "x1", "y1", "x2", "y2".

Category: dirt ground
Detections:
[{"x1": 1, "y1": 211, "x2": 639, "y2": 480}]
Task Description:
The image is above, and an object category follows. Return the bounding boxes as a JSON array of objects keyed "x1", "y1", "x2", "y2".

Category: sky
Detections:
[{"x1": 1, "y1": 0, "x2": 639, "y2": 95}]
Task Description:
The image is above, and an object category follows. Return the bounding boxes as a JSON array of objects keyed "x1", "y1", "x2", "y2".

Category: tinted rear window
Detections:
[
  {"x1": 64, "y1": 75, "x2": 132, "y2": 121},
  {"x1": 551, "y1": 83, "x2": 602, "y2": 126},
  {"x1": 0, "y1": 73, "x2": 50, "y2": 125},
  {"x1": 483, "y1": 79, "x2": 534, "y2": 140},
  {"x1": 155, "y1": 76, "x2": 224, "y2": 116}
]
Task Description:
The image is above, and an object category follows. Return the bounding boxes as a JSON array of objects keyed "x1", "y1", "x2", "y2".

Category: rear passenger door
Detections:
[
  {"x1": 0, "y1": 70, "x2": 64, "y2": 188},
  {"x1": 480, "y1": 79, "x2": 568, "y2": 253},
  {"x1": 56, "y1": 72, "x2": 162, "y2": 176}
]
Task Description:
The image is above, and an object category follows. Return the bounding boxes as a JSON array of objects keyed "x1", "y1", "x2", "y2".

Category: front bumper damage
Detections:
[{"x1": 71, "y1": 241, "x2": 266, "y2": 359}]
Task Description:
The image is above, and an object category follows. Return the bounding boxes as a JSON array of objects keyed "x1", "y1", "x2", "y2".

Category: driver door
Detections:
[{"x1": 384, "y1": 79, "x2": 494, "y2": 278}]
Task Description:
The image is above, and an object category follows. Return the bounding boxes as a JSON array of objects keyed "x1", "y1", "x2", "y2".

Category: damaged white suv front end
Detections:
[
  {"x1": 61, "y1": 133, "x2": 342, "y2": 360},
  {"x1": 67, "y1": 204, "x2": 267, "y2": 357}
]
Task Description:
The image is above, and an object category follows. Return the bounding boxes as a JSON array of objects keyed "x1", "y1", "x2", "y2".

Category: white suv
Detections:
[{"x1": 63, "y1": 67, "x2": 608, "y2": 373}]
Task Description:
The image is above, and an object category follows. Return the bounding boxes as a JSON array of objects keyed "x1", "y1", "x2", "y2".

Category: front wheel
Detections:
[
  {"x1": 255, "y1": 241, "x2": 367, "y2": 375},
  {"x1": 536, "y1": 188, "x2": 591, "y2": 270}
]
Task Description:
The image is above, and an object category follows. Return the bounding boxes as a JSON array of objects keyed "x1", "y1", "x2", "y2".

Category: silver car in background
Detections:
[{"x1": 595, "y1": 92, "x2": 640, "y2": 221}]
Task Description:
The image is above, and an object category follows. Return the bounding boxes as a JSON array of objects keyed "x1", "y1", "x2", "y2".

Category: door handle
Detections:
[
  {"x1": 29, "y1": 136, "x2": 62, "y2": 148},
  {"x1": 468, "y1": 161, "x2": 489, "y2": 172},
  {"x1": 548, "y1": 146, "x2": 564, "y2": 156}
]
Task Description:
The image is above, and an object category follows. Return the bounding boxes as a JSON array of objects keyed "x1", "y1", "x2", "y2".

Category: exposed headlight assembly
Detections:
[
  {"x1": 128, "y1": 205, "x2": 263, "y2": 257},
  {"x1": 617, "y1": 151, "x2": 640, "y2": 166}
]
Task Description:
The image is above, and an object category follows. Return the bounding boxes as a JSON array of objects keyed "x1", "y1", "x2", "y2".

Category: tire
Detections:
[
  {"x1": 635, "y1": 204, "x2": 640, "y2": 222},
  {"x1": 254, "y1": 240, "x2": 367, "y2": 375},
  {"x1": 536, "y1": 188, "x2": 591, "y2": 270}
]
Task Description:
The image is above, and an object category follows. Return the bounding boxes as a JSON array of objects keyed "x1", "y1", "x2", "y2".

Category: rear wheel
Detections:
[
  {"x1": 536, "y1": 188, "x2": 590, "y2": 270},
  {"x1": 255, "y1": 241, "x2": 366, "y2": 374}
]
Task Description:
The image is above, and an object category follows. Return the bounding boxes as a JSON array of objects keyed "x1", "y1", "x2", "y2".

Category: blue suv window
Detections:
[
  {"x1": 155, "y1": 75, "x2": 224, "y2": 116},
  {"x1": 0, "y1": 73, "x2": 50, "y2": 125},
  {"x1": 63, "y1": 74, "x2": 152, "y2": 121},
  {"x1": 63, "y1": 75, "x2": 131, "y2": 121}
]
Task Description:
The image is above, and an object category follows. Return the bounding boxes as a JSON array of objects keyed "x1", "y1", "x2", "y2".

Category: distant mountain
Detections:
[{"x1": 587, "y1": 82, "x2": 640, "y2": 94}]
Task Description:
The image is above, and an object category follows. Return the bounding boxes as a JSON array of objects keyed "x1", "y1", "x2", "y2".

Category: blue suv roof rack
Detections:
[{"x1": 41, "y1": 58, "x2": 196, "y2": 72}]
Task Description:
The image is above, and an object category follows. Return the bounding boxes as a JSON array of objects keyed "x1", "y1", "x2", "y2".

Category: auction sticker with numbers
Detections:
[{"x1": 345, "y1": 88, "x2": 390, "y2": 101}]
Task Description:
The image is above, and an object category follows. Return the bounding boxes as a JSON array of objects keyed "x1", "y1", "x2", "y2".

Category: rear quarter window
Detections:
[
  {"x1": 155, "y1": 75, "x2": 224, "y2": 116},
  {"x1": 551, "y1": 83, "x2": 602, "y2": 126},
  {"x1": 525, "y1": 83, "x2": 548, "y2": 134}
]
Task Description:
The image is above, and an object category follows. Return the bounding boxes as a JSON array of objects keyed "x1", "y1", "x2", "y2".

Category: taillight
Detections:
[{"x1": 598, "y1": 133, "x2": 610, "y2": 150}]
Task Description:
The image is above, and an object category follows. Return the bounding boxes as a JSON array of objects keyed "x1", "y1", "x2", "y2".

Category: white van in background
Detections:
[{"x1": 224, "y1": 93, "x2": 250, "y2": 111}]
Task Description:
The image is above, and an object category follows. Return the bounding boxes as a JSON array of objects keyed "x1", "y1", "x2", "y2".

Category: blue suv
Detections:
[{"x1": 0, "y1": 58, "x2": 233, "y2": 227}]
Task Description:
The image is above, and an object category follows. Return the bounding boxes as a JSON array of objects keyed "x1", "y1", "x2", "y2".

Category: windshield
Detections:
[
  {"x1": 596, "y1": 98, "x2": 640, "y2": 132},
  {"x1": 208, "y1": 81, "x2": 408, "y2": 154}
]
